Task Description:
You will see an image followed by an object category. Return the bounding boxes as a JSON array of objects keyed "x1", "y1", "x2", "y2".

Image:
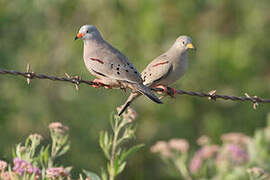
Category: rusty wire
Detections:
[{"x1": 0, "y1": 66, "x2": 270, "y2": 109}]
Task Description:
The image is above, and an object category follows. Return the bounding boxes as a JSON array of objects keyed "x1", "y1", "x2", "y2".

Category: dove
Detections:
[
  {"x1": 118, "y1": 35, "x2": 195, "y2": 116},
  {"x1": 74, "y1": 25, "x2": 162, "y2": 106}
]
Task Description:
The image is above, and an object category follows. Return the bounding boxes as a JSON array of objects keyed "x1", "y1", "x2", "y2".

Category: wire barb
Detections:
[
  {"x1": 208, "y1": 90, "x2": 217, "y2": 101},
  {"x1": 26, "y1": 64, "x2": 33, "y2": 85},
  {"x1": 245, "y1": 93, "x2": 259, "y2": 109},
  {"x1": 0, "y1": 68, "x2": 270, "y2": 108}
]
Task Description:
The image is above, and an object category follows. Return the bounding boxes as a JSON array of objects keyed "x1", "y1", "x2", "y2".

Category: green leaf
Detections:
[
  {"x1": 79, "y1": 174, "x2": 84, "y2": 180},
  {"x1": 12, "y1": 148, "x2": 16, "y2": 158},
  {"x1": 58, "y1": 143, "x2": 70, "y2": 156},
  {"x1": 83, "y1": 169, "x2": 101, "y2": 180},
  {"x1": 100, "y1": 131, "x2": 105, "y2": 148},
  {"x1": 25, "y1": 137, "x2": 30, "y2": 147},
  {"x1": 43, "y1": 145, "x2": 50, "y2": 164},
  {"x1": 116, "y1": 162, "x2": 126, "y2": 175},
  {"x1": 114, "y1": 155, "x2": 120, "y2": 175},
  {"x1": 120, "y1": 144, "x2": 144, "y2": 163},
  {"x1": 107, "y1": 163, "x2": 112, "y2": 176},
  {"x1": 99, "y1": 131, "x2": 111, "y2": 160},
  {"x1": 104, "y1": 132, "x2": 109, "y2": 147},
  {"x1": 101, "y1": 167, "x2": 108, "y2": 180},
  {"x1": 15, "y1": 143, "x2": 22, "y2": 158}
]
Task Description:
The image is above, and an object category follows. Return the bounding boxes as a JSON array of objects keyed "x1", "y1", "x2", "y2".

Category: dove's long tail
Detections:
[
  {"x1": 134, "y1": 83, "x2": 162, "y2": 104},
  {"x1": 118, "y1": 84, "x2": 162, "y2": 116},
  {"x1": 118, "y1": 92, "x2": 141, "y2": 116}
]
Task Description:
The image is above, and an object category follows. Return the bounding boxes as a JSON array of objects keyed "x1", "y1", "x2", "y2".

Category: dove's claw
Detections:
[
  {"x1": 155, "y1": 84, "x2": 168, "y2": 95},
  {"x1": 167, "y1": 87, "x2": 177, "y2": 98},
  {"x1": 92, "y1": 79, "x2": 103, "y2": 88},
  {"x1": 154, "y1": 85, "x2": 177, "y2": 98}
]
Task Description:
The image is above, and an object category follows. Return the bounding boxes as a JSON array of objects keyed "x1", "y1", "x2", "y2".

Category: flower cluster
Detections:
[
  {"x1": 13, "y1": 158, "x2": 41, "y2": 176},
  {"x1": 46, "y1": 167, "x2": 70, "y2": 179},
  {"x1": 189, "y1": 145, "x2": 219, "y2": 173},
  {"x1": 151, "y1": 121, "x2": 270, "y2": 180},
  {"x1": 49, "y1": 122, "x2": 69, "y2": 134},
  {"x1": 151, "y1": 138, "x2": 189, "y2": 157},
  {"x1": 0, "y1": 160, "x2": 7, "y2": 171},
  {"x1": 0, "y1": 122, "x2": 74, "y2": 180}
]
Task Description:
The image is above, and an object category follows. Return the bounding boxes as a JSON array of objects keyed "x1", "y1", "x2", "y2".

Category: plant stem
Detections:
[
  {"x1": 109, "y1": 120, "x2": 120, "y2": 180},
  {"x1": 175, "y1": 157, "x2": 193, "y2": 180}
]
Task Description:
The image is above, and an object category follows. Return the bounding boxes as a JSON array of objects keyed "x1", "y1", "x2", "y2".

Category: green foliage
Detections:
[
  {"x1": 0, "y1": 114, "x2": 143, "y2": 180},
  {"x1": 1, "y1": 0, "x2": 270, "y2": 179},
  {"x1": 100, "y1": 113, "x2": 144, "y2": 180},
  {"x1": 83, "y1": 169, "x2": 101, "y2": 180}
]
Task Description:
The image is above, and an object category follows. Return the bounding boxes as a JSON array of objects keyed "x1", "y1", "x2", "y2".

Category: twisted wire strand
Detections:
[{"x1": 1, "y1": 68, "x2": 270, "y2": 106}]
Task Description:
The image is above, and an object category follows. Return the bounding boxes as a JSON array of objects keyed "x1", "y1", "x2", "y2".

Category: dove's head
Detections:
[
  {"x1": 74, "y1": 25, "x2": 102, "y2": 41},
  {"x1": 174, "y1": 36, "x2": 195, "y2": 51}
]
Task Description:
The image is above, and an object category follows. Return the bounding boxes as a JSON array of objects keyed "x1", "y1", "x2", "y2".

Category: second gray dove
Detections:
[
  {"x1": 75, "y1": 25, "x2": 162, "y2": 105},
  {"x1": 118, "y1": 35, "x2": 195, "y2": 115}
]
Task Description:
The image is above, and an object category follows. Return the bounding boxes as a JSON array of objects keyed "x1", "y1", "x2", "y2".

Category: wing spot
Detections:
[
  {"x1": 118, "y1": 64, "x2": 120, "y2": 66},
  {"x1": 126, "y1": 70, "x2": 129, "y2": 72},
  {"x1": 130, "y1": 67, "x2": 134, "y2": 69},
  {"x1": 111, "y1": 64, "x2": 113, "y2": 68},
  {"x1": 117, "y1": 72, "x2": 120, "y2": 75},
  {"x1": 116, "y1": 67, "x2": 120, "y2": 71},
  {"x1": 134, "y1": 71, "x2": 138, "y2": 74}
]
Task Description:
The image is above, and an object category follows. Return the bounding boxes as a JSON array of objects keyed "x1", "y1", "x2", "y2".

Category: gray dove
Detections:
[
  {"x1": 118, "y1": 35, "x2": 195, "y2": 116},
  {"x1": 74, "y1": 25, "x2": 162, "y2": 106}
]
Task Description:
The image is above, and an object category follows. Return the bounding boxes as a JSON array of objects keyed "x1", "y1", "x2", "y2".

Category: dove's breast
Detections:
[{"x1": 162, "y1": 53, "x2": 188, "y2": 86}]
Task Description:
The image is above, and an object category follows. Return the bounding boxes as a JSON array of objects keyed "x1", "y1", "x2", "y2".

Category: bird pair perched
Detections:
[{"x1": 75, "y1": 25, "x2": 195, "y2": 116}]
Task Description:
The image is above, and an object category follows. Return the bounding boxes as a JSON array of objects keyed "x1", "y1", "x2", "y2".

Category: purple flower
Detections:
[
  {"x1": 189, "y1": 145, "x2": 219, "y2": 174},
  {"x1": 226, "y1": 144, "x2": 248, "y2": 163},
  {"x1": 12, "y1": 158, "x2": 41, "y2": 177},
  {"x1": 216, "y1": 144, "x2": 248, "y2": 166}
]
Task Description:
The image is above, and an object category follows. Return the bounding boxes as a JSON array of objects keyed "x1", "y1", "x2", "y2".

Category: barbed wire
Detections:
[{"x1": 0, "y1": 65, "x2": 269, "y2": 109}]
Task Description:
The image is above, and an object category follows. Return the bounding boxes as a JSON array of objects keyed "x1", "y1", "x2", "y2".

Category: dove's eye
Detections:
[
  {"x1": 182, "y1": 41, "x2": 185, "y2": 45},
  {"x1": 86, "y1": 30, "x2": 89, "y2": 33}
]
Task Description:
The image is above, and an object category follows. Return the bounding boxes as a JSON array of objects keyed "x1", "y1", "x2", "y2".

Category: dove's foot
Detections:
[
  {"x1": 154, "y1": 84, "x2": 177, "y2": 98},
  {"x1": 92, "y1": 79, "x2": 112, "y2": 89}
]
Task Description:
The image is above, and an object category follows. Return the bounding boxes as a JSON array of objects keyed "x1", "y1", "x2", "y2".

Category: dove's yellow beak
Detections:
[
  {"x1": 74, "y1": 33, "x2": 84, "y2": 40},
  {"x1": 187, "y1": 43, "x2": 195, "y2": 49}
]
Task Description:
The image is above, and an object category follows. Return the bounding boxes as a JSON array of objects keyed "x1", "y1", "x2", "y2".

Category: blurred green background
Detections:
[{"x1": 0, "y1": 0, "x2": 270, "y2": 179}]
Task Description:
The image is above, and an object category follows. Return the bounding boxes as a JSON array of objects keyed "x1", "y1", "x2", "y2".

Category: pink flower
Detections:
[
  {"x1": 216, "y1": 144, "x2": 248, "y2": 165},
  {"x1": 226, "y1": 144, "x2": 248, "y2": 163},
  {"x1": 221, "y1": 133, "x2": 249, "y2": 146},
  {"x1": 189, "y1": 150, "x2": 202, "y2": 173},
  {"x1": 201, "y1": 145, "x2": 219, "y2": 159},
  {"x1": 150, "y1": 141, "x2": 172, "y2": 158},
  {"x1": 12, "y1": 158, "x2": 41, "y2": 176},
  {"x1": 1, "y1": 171, "x2": 15, "y2": 180},
  {"x1": 168, "y1": 139, "x2": 189, "y2": 153},
  {"x1": 46, "y1": 167, "x2": 70, "y2": 178},
  {"x1": 49, "y1": 122, "x2": 69, "y2": 134},
  {"x1": 0, "y1": 160, "x2": 7, "y2": 171},
  {"x1": 29, "y1": 134, "x2": 43, "y2": 141},
  {"x1": 189, "y1": 145, "x2": 219, "y2": 174}
]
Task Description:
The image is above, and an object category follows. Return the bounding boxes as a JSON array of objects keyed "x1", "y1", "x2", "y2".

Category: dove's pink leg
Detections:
[{"x1": 92, "y1": 79, "x2": 112, "y2": 89}]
